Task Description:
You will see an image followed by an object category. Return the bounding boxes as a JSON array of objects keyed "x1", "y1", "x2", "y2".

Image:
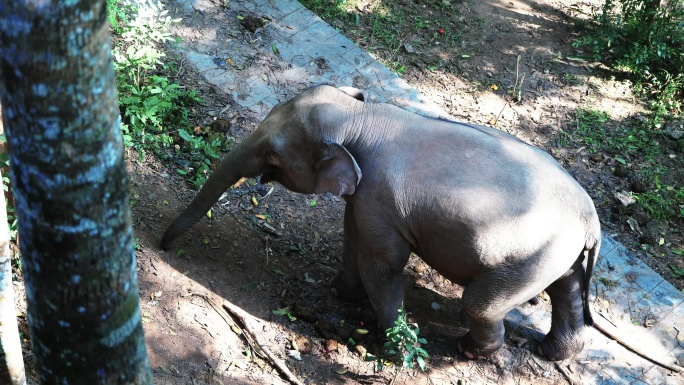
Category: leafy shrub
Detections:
[
  {"x1": 574, "y1": 0, "x2": 684, "y2": 122},
  {"x1": 108, "y1": 0, "x2": 226, "y2": 187},
  {"x1": 366, "y1": 305, "x2": 429, "y2": 372}
]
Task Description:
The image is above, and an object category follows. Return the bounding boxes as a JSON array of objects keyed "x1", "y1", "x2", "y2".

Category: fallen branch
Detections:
[
  {"x1": 554, "y1": 362, "x2": 578, "y2": 385},
  {"x1": 192, "y1": 293, "x2": 304, "y2": 385},
  {"x1": 593, "y1": 317, "x2": 683, "y2": 373},
  {"x1": 222, "y1": 298, "x2": 304, "y2": 385}
]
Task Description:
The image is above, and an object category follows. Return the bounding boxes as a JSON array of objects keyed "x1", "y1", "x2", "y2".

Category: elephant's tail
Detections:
[{"x1": 582, "y1": 235, "x2": 600, "y2": 327}]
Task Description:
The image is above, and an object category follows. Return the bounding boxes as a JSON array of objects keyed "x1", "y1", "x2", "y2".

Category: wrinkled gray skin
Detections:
[{"x1": 161, "y1": 85, "x2": 601, "y2": 361}]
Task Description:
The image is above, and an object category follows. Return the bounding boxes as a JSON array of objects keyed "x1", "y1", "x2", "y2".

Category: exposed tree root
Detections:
[{"x1": 192, "y1": 293, "x2": 304, "y2": 385}]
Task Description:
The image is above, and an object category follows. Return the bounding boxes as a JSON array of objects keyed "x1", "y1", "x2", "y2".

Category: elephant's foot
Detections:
[
  {"x1": 457, "y1": 332, "x2": 504, "y2": 360},
  {"x1": 537, "y1": 329, "x2": 585, "y2": 361},
  {"x1": 329, "y1": 270, "x2": 366, "y2": 301}
]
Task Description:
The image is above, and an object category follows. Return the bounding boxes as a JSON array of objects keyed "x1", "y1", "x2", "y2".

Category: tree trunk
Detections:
[
  {"x1": 0, "y1": 170, "x2": 25, "y2": 385},
  {"x1": 0, "y1": 1, "x2": 153, "y2": 383}
]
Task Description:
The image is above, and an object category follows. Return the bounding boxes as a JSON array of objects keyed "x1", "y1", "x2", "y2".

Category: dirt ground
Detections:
[{"x1": 12, "y1": 0, "x2": 684, "y2": 384}]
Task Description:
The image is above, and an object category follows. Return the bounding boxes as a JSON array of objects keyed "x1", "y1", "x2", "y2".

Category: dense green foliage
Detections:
[
  {"x1": 108, "y1": 0, "x2": 228, "y2": 188},
  {"x1": 574, "y1": 0, "x2": 683, "y2": 122}
]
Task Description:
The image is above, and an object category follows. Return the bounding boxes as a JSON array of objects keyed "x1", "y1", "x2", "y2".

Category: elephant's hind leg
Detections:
[
  {"x1": 330, "y1": 203, "x2": 367, "y2": 301},
  {"x1": 458, "y1": 274, "x2": 538, "y2": 359},
  {"x1": 538, "y1": 255, "x2": 587, "y2": 361},
  {"x1": 457, "y1": 316, "x2": 506, "y2": 359}
]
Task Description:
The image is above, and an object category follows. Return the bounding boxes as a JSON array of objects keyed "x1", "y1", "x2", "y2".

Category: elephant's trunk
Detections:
[{"x1": 160, "y1": 137, "x2": 261, "y2": 250}]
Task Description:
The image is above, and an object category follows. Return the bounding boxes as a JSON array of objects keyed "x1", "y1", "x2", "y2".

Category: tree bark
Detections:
[
  {"x1": 0, "y1": 1, "x2": 153, "y2": 383},
  {"x1": 0, "y1": 170, "x2": 25, "y2": 385}
]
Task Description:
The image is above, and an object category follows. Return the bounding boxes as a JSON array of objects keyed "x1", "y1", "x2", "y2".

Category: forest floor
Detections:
[{"x1": 11, "y1": 0, "x2": 684, "y2": 384}]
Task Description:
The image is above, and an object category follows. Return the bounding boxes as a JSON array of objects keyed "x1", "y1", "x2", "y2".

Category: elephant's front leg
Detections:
[
  {"x1": 330, "y1": 203, "x2": 366, "y2": 301},
  {"x1": 356, "y1": 232, "x2": 412, "y2": 331}
]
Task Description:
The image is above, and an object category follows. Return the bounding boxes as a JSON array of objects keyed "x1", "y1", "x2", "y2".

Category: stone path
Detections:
[{"x1": 169, "y1": 0, "x2": 684, "y2": 383}]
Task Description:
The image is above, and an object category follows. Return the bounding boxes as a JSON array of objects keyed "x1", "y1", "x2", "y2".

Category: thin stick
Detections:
[
  {"x1": 554, "y1": 362, "x2": 577, "y2": 385},
  {"x1": 593, "y1": 319, "x2": 683, "y2": 373},
  {"x1": 222, "y1": 299, "x2": 305, "y2": 385},
  {"x1": 191, "y1": 293, "x2": 305, "y2": 385}
]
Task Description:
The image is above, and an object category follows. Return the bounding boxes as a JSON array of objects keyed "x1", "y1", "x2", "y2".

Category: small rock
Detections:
[
  {"x1": 589, "y1": 153, "x2": 602, "y2": 163},
  {"x1": 293, "y1": 306, "x2": 318, "y2": 323},
  {"x1": 295, "y1": 336, "x2": 313, "y2": 354},
  {"x1": 404, "y1": 42, "x2": 416, "y2": 53},
  {"x1": 633, "y1": 212, "x2": 650, "y2": 226},
  {"x1": 613, "y1": 164, "x2": 629, "y2": 177},
  {"x1": 639, "y1": 233, "x2": 657, "y2": 246},
  {"x1": 431, "y1": 302, "x2": 441, "y2": 310},
  {"x1": 315, "y1": 319, "x2": 337, "y2": 339},
  {"x1": 325, "y1": 339, "x2": 339, "y2": 352},
  {"x1": 337, "y1": 324, "x2": 354, "y2": 340},
  {"x1": 614, "y1": 191, "x2": 636, "y2": 206},
  {"x1": 630, "y1": 181, "x2": 648, "y2": 193},
  {"x1": 664, "y1": 120, "x2": 684, "y2": 139},
  {"x1": 210, "y1": 119, "x2": 231, "y2": 133},
  {"x1": 355, "y1": 344, "x2": 367, "y2": 358},
  {"x1": 288, "y1": 350, "x2": 302, "y2": 361}
]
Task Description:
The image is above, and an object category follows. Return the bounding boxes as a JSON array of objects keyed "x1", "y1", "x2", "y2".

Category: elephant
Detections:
[{"x1": 161, "y1": 85, "x2": 601, "y2": 361}]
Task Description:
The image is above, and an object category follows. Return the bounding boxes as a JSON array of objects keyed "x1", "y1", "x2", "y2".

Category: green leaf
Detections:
[
  {"x1": 669, "y1": 264, "x2": 684, "y2": 277},
  {"x1": 672, "y1": 249, "x2": 684, "y2": 256},
  {"x1": 416, "y1": 355, "x2": 426, "y2": 371},
  {"x1": 615, "y1": 156, "x2": 627, "y2": 165},
  {"x1": 272, "y1": 306, "x2": 291, "y2": 316},
  {"x1": 309, "y1": 200, "x2": 317, "y2": 207},
  {"x1": 403, "y1": 351, "x2": 415, "y2": 368},
  {"x1": 178, "y1": 129, "x2": 192, "y2": 141},
  {"x1": 364, "y1": 352, "x2": 377, "y2": 362}
]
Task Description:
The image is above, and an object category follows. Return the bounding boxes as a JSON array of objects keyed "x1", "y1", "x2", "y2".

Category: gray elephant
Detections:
[{"x1": 161, "y1": 85, "x2": 601, "y2": 361}]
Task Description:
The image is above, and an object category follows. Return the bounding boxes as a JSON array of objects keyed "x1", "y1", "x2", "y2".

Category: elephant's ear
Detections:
[
  {"x1": 338, "y1": 86, "x2": 364, "y2": 102},
  {"x1": 315, "y1": 142, "x2": 362, "y2": 196}
]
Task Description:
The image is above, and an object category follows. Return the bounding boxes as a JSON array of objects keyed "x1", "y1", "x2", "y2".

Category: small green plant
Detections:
[
  {"x1": 562, "y1": 73, "x2": 583, "y2": 86},
  {"x1": 108, "y1": 0, "x2": 225, "y2": 187},
  {"x1": 573, "y1": 108, "x2": 609, "y2": 152},
  {"x1": 369, "y1": 305, "x2": 429, "y2": 372},
  {"x1": 272, "y1": 306, "x2": 297, "y2": 322}
]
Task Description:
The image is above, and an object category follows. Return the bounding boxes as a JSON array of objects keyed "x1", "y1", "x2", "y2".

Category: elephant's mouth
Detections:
[{"x1": 260, "y1": 170, "x2": 277, "y2": 185}]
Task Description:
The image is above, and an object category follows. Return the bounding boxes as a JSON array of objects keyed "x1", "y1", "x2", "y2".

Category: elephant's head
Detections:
[{"x1": 160, "y1": 85, "x2": 364, "y2": 249}]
